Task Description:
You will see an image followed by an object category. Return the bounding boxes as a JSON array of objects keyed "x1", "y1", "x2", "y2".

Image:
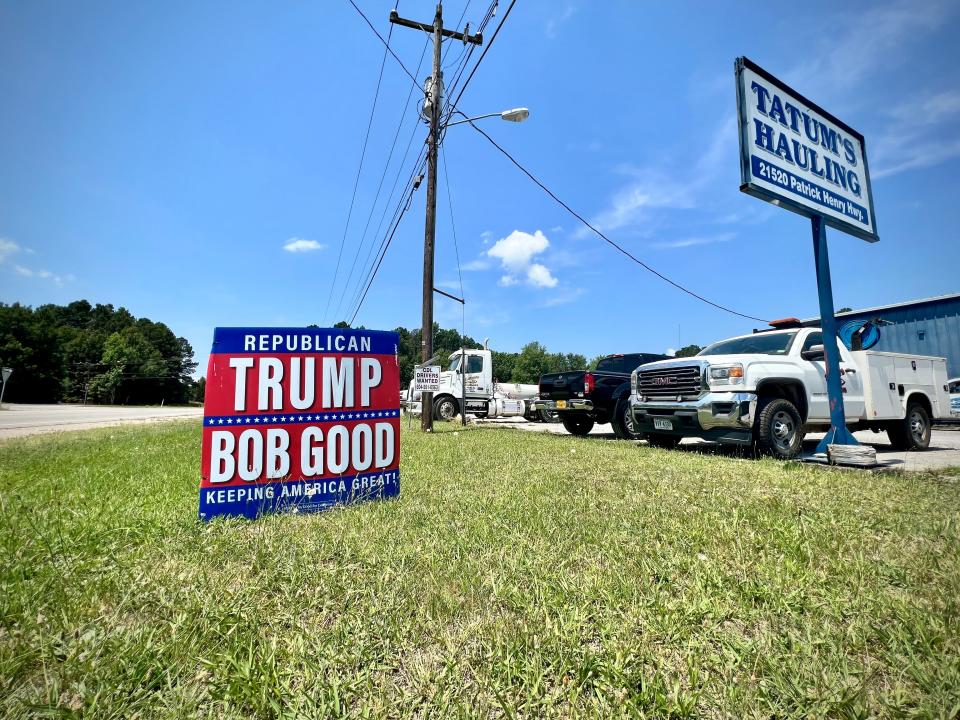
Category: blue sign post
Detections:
[
  {"x1": 811, "y1": 215, "x2": 859, "y2": 451},
  {"x1": 736, "y1": 57, "x2": 878, "y2": 454}
]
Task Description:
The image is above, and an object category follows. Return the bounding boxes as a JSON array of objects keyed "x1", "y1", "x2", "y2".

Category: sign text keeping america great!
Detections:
[
  {"x1": 735, "y1": 57, "x2": 878, "y2": 241},
  {"x1": 199, "y1": 328, "x2": 400, "y2": 520}
]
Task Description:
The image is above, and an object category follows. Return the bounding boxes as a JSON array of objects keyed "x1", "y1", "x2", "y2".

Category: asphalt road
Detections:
[
  {"x1": 479, "y1": 416, "x2": 960, "y2": 472},
  {"x1": 0, "y1": 403, "x2": 203, "y2": 439}
]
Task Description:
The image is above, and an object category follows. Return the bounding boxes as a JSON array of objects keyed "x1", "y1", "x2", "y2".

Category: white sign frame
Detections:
[
  {"x1": 413, "y1": 365, "x2": 441, "y2": 393},
  {"x1": 735, "y1": 57, "x2": 878, "y2": 242}
]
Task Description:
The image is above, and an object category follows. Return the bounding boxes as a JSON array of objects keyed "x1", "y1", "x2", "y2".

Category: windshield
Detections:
[
  {"x1": 597, "y1": 354, "x2": 666, "y2": 374},
  {"x1": 699, "y1": 331, "x2": 798, "y2": 356}
]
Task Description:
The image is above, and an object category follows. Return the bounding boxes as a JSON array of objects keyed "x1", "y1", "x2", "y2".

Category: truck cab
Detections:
[
  {"x1": 404, "y1": 348, "x2": 541, "y2": 421},
  {"x1": 629, "y1": 326, "x2": 950, "y2": 459}
]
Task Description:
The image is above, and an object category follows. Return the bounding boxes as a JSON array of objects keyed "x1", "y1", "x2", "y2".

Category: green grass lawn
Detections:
[{"x1": 1, "y1": 421, "x2": 959, "y2": 718}]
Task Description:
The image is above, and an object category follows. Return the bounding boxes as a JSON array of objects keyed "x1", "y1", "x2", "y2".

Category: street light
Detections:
[{"x1": 445, "y1": 107, "x2": 530, "y2": 127}]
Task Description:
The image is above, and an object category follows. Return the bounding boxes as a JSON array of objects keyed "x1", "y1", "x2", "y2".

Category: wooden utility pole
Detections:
[{"x1": 390, "y1": 3, "x2": 481, "y2": 432}]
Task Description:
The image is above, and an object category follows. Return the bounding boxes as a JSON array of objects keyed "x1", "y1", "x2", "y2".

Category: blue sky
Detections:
[{"x1": 2, "y1": 0, "x2": 959, "y2": 374}]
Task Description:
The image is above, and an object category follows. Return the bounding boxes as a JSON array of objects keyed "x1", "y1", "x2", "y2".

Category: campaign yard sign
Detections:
[
  {"x1": 735, "y1": 57, "x2": 878, "y2": 242},
  {"x1": 199, "y1": 328, "x2": 400, "y2": 521}
]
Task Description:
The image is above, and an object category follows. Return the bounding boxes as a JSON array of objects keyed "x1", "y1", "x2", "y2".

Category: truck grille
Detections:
[{"x1": 638, "y1": 365, "x2": 702, "y2": 399}]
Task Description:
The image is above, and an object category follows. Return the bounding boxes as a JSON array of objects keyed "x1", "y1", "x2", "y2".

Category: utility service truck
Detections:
[
  {"x1": 401, "y1": 345, "x2": 555, "y2": 422},
  {"x1": 629, "y1": 323, "x2": 951, "y2": 459}
]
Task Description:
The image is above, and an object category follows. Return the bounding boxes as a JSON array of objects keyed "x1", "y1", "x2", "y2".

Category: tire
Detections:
[
  {"x1": 561, "y1": 414, "x2": 595, "y2": 436},
  {"x1": 646, "y1": 433, "x2": 680, "y2": 449},
  {"x1": 432, "y1": 396, "x2": 459, "y2": 422},
  {"x1": 755, "y1": 397, "x2": 804, "y2": 460},
  {"x1": 538, "y1": 408, "x2": 560, "y2": 423},
  {"x1": 887, "y1": 401, "x2": 931, "y2": 450},
  {"x1": 611, "y1": 399, "x2": 642, "y2": 440}
]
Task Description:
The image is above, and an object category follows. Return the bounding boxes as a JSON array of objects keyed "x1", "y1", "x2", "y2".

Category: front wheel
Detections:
[
  {"x1": 887, "y1": 402, "x2": 931, "y2": 450},
  {"x1": 611, "y1": 399, "x2": 642, "y2": 440},
  {"x1": 432, "y1": 396, "x2": 459, "y2": 422},
  {"x1": 561, "y1": 415, "x2": 595, "y2": 436},
  {"x1": 755, "y1": 397, "x2": 804, "y2": 460}
]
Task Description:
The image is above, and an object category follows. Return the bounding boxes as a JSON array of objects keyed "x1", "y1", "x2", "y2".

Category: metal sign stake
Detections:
[{"x1": 812, "y1": 215, "x2": 858, "y2": 453}]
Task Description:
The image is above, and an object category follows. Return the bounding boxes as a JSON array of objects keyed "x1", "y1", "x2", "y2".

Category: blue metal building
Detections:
[{"x1": 803, "y1": 293, "x2": 960, "y2": 378}]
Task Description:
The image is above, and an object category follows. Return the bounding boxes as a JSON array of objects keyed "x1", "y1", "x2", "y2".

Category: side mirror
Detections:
[{"x1": 801, "y1": 344, "x2": 825, "y2": 361}]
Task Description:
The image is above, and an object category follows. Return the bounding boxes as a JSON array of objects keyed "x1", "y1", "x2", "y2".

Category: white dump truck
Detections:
[
  {"x1": 629, "y1": 324, "x2": 951, "y2": 459},
  {"x1": 401, "y1": 346, "x2": 555, "y2": 422}
]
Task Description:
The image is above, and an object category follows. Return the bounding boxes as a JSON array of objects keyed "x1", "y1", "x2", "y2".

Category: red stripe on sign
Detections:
[
  {"x1": 200, "y1": 418, "x2": 400, "y2": 489},
  {"x1": 204, "y1": 353, "x2": 399, "y2": 417}
]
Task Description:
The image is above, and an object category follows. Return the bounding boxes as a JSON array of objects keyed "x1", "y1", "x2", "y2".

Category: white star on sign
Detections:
[{"x1": 298, "y1": 416, "x2": 304, "y2": 422}]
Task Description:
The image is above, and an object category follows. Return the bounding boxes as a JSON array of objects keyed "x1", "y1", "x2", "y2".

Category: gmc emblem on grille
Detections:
[{"x1": 651, "y1": 376, "x2": 677, "y2": 386}]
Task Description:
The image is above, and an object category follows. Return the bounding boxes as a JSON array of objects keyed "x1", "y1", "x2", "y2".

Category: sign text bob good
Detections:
[
  {"x1": 735, "y1": 57, "x2": 878, "y2": 241},
  {"x1": 199, "y1": 327, "x2": 400, "y2": 520}
]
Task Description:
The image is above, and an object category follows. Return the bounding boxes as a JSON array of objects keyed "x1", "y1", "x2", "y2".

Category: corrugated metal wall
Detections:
[{"x1": 838, "y1": 296, "x2": 960, "y2": 377}]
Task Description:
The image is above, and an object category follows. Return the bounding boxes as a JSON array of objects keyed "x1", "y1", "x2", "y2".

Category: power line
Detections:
[
  {"x1": 463, "y1": 118, "x2": 770, "y2": 323},
  {"x1": 446, "y1": 0, "x2": 515, "y2": 116},
  {"x1": 343, "y1": 140, "x2": 427, "y2": 319},
  {"x1": 333, "y1": 34, "x2": 433, "y2": 323},
  {"x1": 323, "y1": 13, "x2": 395, "y2": 324},
  {"x1": 348, "y1": 161, "x2": 426, "y2": 325},
  {"x1": 440, "y1": 142, "x2": 465, "y2": 301},
  {"x1": 346, "y1": 0, "x2": 420, "y2": 87}
]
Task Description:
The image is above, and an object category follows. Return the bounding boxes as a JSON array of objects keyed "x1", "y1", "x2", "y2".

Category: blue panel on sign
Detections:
[
  {"x1": 750, "y1": 156, "x2": 870, "y2": 227},
  {"x1": 211, "y1": 327, "x2": 398, "y2": 355}
]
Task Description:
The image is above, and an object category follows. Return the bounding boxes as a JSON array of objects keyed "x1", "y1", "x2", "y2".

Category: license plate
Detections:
[
  {"x1": 555, "y1": 400, "x2": 567, "y2": 409},
  {"x1": 653, "y1": 417, "x2": 672, "y2": 431}
]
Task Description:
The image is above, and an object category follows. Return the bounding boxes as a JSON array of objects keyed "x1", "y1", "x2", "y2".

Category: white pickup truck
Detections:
[
  {"x1": 629, "y1": 326, "x2": 951, "y2": 459},
  {"x1": 401, "y1": 347, "x2": 554, "y2": 422}
]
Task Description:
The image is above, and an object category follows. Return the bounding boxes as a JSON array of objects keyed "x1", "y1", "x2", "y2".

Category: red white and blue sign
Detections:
[{"x1": 199, "y1": 327, "x2": 400, "y2": 520}]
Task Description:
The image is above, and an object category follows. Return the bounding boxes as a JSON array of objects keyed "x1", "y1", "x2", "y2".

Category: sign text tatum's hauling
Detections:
[{"x1": 199, "y1": 328, "x2": 401, "y2": 520}]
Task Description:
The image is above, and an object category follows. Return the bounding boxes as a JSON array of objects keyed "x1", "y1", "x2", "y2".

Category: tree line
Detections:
[{"x1": 0, "y1": 300, "x2": 198, "y2": 405}]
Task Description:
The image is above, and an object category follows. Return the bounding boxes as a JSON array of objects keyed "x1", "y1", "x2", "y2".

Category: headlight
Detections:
[
  {"x1": 707, "y1": 364, "x2": 744, "y2": 386},
  {"x1": 631, "y1": 371, "x2": 638, "y2": 395}
]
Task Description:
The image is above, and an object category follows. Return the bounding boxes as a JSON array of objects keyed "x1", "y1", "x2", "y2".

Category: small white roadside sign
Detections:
[{"x1": 413, "y1": 365, "x2": 441, "y2": 393}]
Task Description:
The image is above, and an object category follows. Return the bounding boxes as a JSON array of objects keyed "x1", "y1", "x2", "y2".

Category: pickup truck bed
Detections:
[{"x1": 536, "y1": 352, "x2": 667, "y2": 438}]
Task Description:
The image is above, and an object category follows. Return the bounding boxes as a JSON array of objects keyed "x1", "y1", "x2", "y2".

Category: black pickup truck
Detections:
[{"x1": 534, "y1": 353, "x2": 668, "y2": 438}]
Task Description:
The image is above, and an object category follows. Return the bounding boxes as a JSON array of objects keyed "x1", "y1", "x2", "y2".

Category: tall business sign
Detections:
[
  {"x1": 736, "y1": 57, "x2": 877, "y2": 242},
  {"x1": 199, "y1": 328, "x2": 400, "y2": 520},
  {"x1": 735, "y1": 57, "x2": 879, "y2": 452}
]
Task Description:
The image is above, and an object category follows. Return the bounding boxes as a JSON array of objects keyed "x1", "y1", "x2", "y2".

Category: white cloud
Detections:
[
  {"x1": 488, "y1": 230, "x2": 550, "y2": 271},
  {"x1": 666, "y1": 348, "x2": 677, "y2": 357},
  {"x1": 546, "y1": 3, "x2": 575, "y2": 39},
  {"x1": 0, "y1": 238, "x2": 19, "y2": 264},
  {"x1": 526, "y1": 263, "x2": 558, "y2": 288},
  {"x1": 487, "y1": 230, "x2": 560, "y2": 288},
  {"x1": 283, "y1": 237, "x2": 325, "y2": 253},
  {"x1": 575, "y1": 116, "x2": 734, "y2": 240},
  {"x1": 462, "y1": 258, "x2": 491, "y2": 271},
  {"x1": 872, "y1": 89, "x2": 960, "y2": 178},
  {"x1": 539, "y1": 287, "x2": 586, "y2": 307},
  {"x1": 14, "y1": 264, "x2": 68, "y2": 287},
  {"x1": 787, "y1": 1, "x2": 949, "y2": 99},
  {"x1": 1, "y1": 239, "x2": 69, "y2": 285},
  {"x1": 652, "y1": 233, "x2": 735, "y2": 250}
]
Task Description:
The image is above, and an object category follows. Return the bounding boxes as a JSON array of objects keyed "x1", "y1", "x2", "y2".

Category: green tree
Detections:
[
  {"x1": 675, "y1": 344, "x2": 703, "y2": 358},
  {"x1": 0, "y1": 303, "x2": 64, "y2": 402}
]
